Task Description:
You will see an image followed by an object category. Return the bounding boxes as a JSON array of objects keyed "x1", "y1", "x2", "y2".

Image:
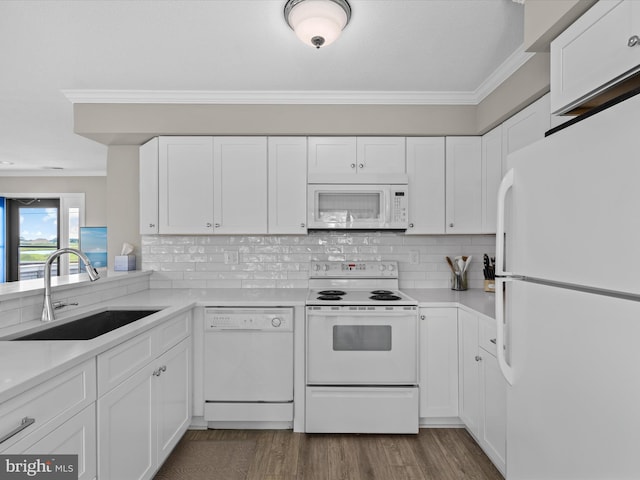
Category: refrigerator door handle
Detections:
[
  {"x1": 496, "y1": 168, "x2": 514, "y2": 277},
  {"x1": 495, "y1": 277, "x2": 515, "y2": 385}
]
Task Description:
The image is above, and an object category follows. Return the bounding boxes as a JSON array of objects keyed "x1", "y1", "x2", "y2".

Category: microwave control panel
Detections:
[{"x1": 392, "y1": 190, "x2": 408, "y2": 223}]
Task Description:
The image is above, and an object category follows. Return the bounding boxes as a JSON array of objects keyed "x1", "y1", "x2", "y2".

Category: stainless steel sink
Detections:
[{"x1": 11, "y1": 310, "x2": 161, "y2": 341}]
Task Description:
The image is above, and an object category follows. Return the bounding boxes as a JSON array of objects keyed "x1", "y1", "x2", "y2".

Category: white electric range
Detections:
[{"x1": 305, "y1": 261, "x2": 419, "y2": 434}]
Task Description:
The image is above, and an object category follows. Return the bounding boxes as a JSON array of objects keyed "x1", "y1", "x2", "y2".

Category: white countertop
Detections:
[{"x1": 0, "y1": 286, "x2": 493, "y2": 404}]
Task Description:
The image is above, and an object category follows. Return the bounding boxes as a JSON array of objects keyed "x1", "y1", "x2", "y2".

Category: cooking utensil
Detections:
[{"x1": 446, "y1": 256, "x2": 457, "y2": 273}]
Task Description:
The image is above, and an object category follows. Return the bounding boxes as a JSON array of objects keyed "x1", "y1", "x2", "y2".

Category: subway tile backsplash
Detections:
[{"x1": 142, "y1": 232, "x2": 496, "y2": 290}]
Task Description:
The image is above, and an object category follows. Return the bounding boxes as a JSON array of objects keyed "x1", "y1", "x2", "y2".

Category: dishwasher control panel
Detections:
[{"x1": 204, "y1": 308, "x2": 293, "y2": 331}]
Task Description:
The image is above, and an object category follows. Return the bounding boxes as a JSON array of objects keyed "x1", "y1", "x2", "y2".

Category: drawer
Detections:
[
  {"x1": 97, "y1": 329, "x2": 155, "y2": 396},
  {"x1": 0, "y1": 359, "x2": 96, "y2": 453},
  {"x1": 157, "y1": 311, "x2": 191, "y2": 353},
  {"x1": 479, "y1": 315, "x2": 498, "y2": 357}
]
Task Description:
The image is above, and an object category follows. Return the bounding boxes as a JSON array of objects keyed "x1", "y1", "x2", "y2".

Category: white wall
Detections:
[{"x1": 142, "y1": 232, "x2": 495, "y2": 290}]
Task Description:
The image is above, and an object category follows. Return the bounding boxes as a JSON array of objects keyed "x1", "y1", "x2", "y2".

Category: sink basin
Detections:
[{"x1": 12, "y1": 309, "x2": 161, "y2": 341}]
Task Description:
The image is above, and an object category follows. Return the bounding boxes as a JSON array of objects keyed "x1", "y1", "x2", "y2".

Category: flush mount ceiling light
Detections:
[{"x1": 284, "y1": 0, "x2": 351, "y2": 49}]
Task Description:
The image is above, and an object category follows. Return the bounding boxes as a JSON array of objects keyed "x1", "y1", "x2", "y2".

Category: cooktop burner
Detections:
[
  {"x1": 318, "y1": 290, "x2": 347, "y2": 296},
  {"x1": 317, "y1": 295, "x2": 343, "y2": 301},
  {"x1": 371, "y1": 290, "x2": 393, "y2": 295},
  {"x1": 369, "y1": 294, "x2": 402, "y2": 301}
]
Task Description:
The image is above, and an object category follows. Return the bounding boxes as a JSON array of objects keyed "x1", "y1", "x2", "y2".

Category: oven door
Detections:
[{"x1": 306, "y1": 308, "x2": 418, "y2": 385}]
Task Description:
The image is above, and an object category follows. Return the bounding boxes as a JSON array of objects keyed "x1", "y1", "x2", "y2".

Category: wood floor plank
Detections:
[{"x1": 167, "y1": 429, "x2": 504, "y2": 480}]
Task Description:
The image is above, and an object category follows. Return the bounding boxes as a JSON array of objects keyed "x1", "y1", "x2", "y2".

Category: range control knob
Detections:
[
  {"x1": 388, "y1": 264, "x2": 395, "y2": 271},
  {"x1": 322, "y1": 264, "x2": 330, "y2": 271},
  {"x1": 379, "y1": 264, "x2": 386, "y2": 271},
  {"x1": 271, "y1": 317, "x2": 282, "y2": 328},
  {"x1": 313, "y1": 264, "x2": 320, "y2": 271}
]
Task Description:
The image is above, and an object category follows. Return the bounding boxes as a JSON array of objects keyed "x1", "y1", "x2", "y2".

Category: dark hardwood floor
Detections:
[{"x1": 173, "y1": 428, "x2": 504, "y2": 480}]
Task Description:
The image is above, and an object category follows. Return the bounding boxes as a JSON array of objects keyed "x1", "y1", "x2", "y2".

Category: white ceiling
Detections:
[{"x1": 0, "y1": 0, "x2": 524, "y2": 176}]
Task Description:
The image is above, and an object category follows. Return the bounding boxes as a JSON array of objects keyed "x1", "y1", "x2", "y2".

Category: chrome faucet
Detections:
[{"x1": 42, "y1": 248, "x2": 100, "y2": 322}]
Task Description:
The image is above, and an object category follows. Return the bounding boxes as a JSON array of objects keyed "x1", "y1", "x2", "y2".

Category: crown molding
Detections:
[{"x1": 63, "y1": 47, "x2": 532, "y2": 106}]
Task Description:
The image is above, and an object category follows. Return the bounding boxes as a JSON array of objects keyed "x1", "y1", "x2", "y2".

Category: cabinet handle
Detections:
[
  {"x1": 490, "y1": 338, "x2": 497, "y2": 345},
  {"x1": 350, "y1": 163, "x2": 356, "y2": 169},
  {"x1": 420, "y1": 315, "x2": 425, "y2": 320},
  {"x1": 149, "y1": 223, "x2": 155, "y2": 228},
  {"x1": 628, "y1": 35, "x2": 640, "y2": 47},
  {"x1": 0, "y1": 417, "x2": 35, "y2": 445},
  {"x1": 475, "y1": 355, "x2": 482, "y2": 362}
]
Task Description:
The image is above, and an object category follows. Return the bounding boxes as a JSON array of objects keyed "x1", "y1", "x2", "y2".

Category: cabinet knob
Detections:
[
  {"x1": 449, "y1": 223, "x2": 454, "y2": 228},
  {"x1": 409, "y1": 223, "x2": 414, "y2": 228},
  {"x1": 628, "y1": 35, "x2": 640, "y2": 47},
  {"x1": 420, "y1": 315, "x2": 425, "y2": 320},
  {"x1": 300, "y1": 223, "x2": 306, "y2": 228},
  {"x1": 475, "y1": 355, "x2": 482, "y2": 362},
  {"x1": 350, "y1": 163, "x2": 356, "y2": 169},
  {"x1": 206, "y1": 223, "x2": 212, "y2": 228},
  {"x1": 149, "y1": 223, "x2": 155, "y2": 228},
  {"x1": 359, "y1": 163, "x2": 364, "y2": 168},
  {"x1": 215, "y1": 223, "x2": 221, "y2": 228}
]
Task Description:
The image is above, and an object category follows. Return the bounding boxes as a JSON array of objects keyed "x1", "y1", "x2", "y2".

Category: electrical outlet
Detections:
[
  {"x1": 409, "y1": 250, "x2": 420, "y2": 265},
  {"x1": 224, "y1": 251, "x2": 239, "y2": 265}
]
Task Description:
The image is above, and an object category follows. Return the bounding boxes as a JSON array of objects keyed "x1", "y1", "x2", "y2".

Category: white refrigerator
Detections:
[{"x1": 495, "y1": 92, "x2": 640, "y2": 479}]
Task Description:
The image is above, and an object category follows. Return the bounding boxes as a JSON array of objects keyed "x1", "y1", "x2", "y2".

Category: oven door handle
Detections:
[{"x1": 307, "y1": 310, "x2": 417, "y2": 318}]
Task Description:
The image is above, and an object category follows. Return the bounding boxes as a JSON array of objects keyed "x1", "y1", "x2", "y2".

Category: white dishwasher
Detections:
[{"x1": 203, "y1": 307, "x2": 294, "y2": 429}]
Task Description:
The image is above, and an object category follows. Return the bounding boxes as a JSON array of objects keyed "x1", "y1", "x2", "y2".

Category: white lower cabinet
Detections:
[
  {"x1": 97, "y1": 314, "x2": 191, "y2": 480},
  {"x1": 418, "y1": 308, "x2": 458, "y2": 419},
  {"x1": 458, "y1": 308, "x2": 506, "y2": 475}
]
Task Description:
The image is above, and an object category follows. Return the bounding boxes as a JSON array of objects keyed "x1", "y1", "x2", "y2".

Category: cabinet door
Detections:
[
  {"x1": 551, "y1": 0, "x2": 640, "y2": 114},
  {"x1": 8, "y1": 404, "x2": 96, "y2": 480},
  {"x1": 98, "y1": 363, "x2": 156, "y2": 480},
  {"x1": 418, "y1": 308, "x2": 458, "y2": 418},
  {"x1": 158, "y1": 136, "x2": 214, "y2": 234},
  {"x1": 268, "y1": 137, "x2": 308, "y2": 234},
  {"x1": 406, "y1": 137, "x2": 445, "y2": 234},
  {"x1": 157, "y1": 339, "x2": 191, "y2": 466},
  {"x1": 213, "y1": 137, "x2": 268, "y2": 234},
  {"x1": 481, "y1": 125, "x2": 503, "y2": 234},
  {"x1": 501, "y1": 94, "x2": 550, "y2": 174},
  {"x1": 307, "y1": 137, "x2": 357, "y2": 180},
  {"x1": 480, "y1": 349, "x2": 507, "y2": 475},
  {"x1": 458, "y1": 309, "x2": 480, "y2": 438},
  {"x1": 445, "y1": 137, "x2": 482, "y2": 234},
  {"x1": 356, "y1": 137, "x2": 406, "y2": 175},
  {"x1": 139, "y1": 137, "x2": 159, "y2": 235}
]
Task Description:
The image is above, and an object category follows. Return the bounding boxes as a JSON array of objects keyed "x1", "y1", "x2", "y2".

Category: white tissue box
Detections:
[{"x1": 114, "y1": 255, "x2": 136, "y2": 271}]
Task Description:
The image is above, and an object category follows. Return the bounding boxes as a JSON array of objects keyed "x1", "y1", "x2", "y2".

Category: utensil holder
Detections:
[{"x1": 451, "y1": 271, "x2": 468, "y2": 291}]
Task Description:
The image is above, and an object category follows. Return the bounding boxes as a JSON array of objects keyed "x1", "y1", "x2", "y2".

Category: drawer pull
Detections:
[
  {"x1": 490, "y1": 338, "x2": 497, "y2": 345},
  {"x1": 628, "y1": 35, "x2": 640, "y2": 47},
  {"x1": 0, "y1": 417, "x2": 35, "y2": 445}
]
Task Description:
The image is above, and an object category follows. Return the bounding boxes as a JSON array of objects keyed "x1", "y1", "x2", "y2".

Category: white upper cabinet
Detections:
[
  {"x1": 551, "y1": 0, "x2": 640, "y2": 114},
  {"x1": 158, "y1": 136, "x2": 215, "y2": 235},
  {"x1": 445, "y1": 137, "x2": 483, "y2": 234},
  {"x1": 139, "y1": 137, "x2": 159, "y2": 235},
  {"x1": 406, "y1": 137, "x2": 445, "y2": 234},
  {"x1": 501, "y1": 93, "x2": 551, "y2": 174},
  {"x1": 356, "y1": 137, "x2": 406, "y2": 176},
  {"x1": 308, "y1": 137, "x2": 406, "y2": 183},
  {"x1": 308, "y1": 137, "x2": 357, "y2": 179},
  {"x1": 481, "y1": 125, "x2": 503, "y2": 234},
  {"x1": 268, "y1": 137, "x2": 308, "y2": 234},
  {"x1": 213, "y1": 137, "x2": 268, "y2": 234}
]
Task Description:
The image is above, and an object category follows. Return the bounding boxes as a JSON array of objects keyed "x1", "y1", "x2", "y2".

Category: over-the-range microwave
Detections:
[{"x1": 307, "y1": 184, "x2": 408, "y2": 230}]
